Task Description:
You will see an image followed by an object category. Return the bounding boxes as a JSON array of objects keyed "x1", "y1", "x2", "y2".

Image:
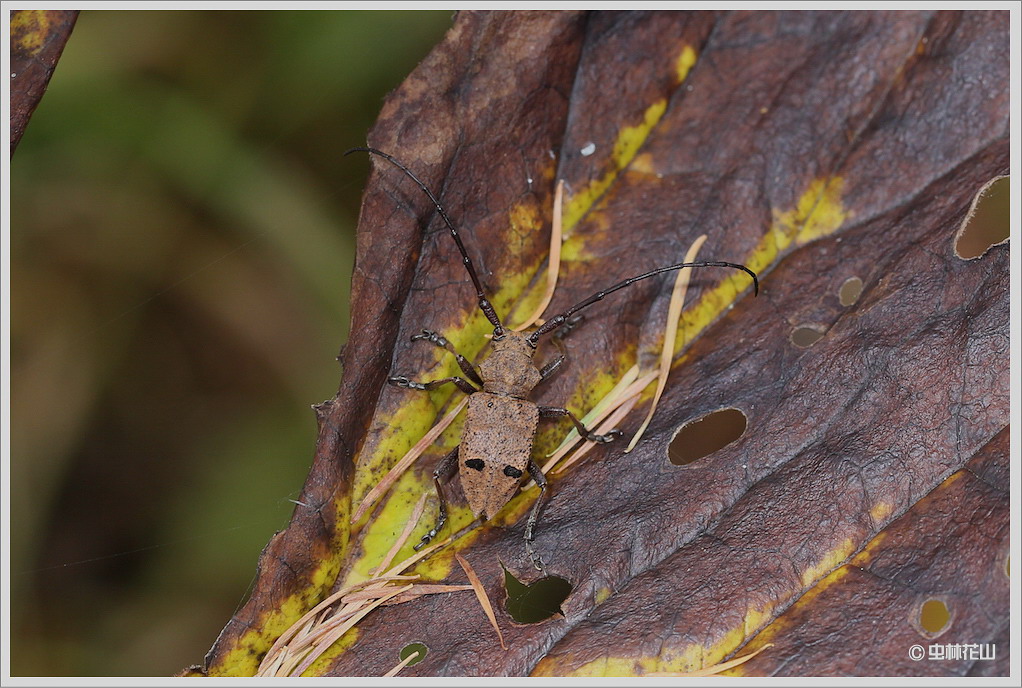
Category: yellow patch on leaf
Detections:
[
  {"x1": 670, "y1": 175, "x2": 849, "y2": 358},
  {"x1": 726, "y1": 567, "x2": 853, "y2": 676},
  {"x1": 210, "y1": 557, "x2": 343, "y2": 676},
  {"x1": 800, "y1": 537, "x2": 856, "y2": 589},
  {"x1": 870, "y1": 501, "x2": 894, "y2": 523},
  {"x1": 773, "y1": 175, "x2": 850, "y2": 245},
  {"x1": 675, "y1": 45, "x2": 698, "y2": 85},
  {"x1": 535, "y1": 602, "x2": 773, "y2": 676},
  {"x1": 11, "y1": 10, "x2": 51, "y2": 56},
  {"x1": 561, "y1": 98, "x2": 669, "y2": 237}
]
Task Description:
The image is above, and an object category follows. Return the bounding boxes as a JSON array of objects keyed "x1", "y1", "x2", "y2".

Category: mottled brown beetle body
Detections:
[
  {"x1": 347, "y1": 147, "x2": 759, "y2": 570},
  {"x1": 461, "y1": 331, "x2": 542, "y2": 520},
  {"x1": 461, "y1": 392, "x2": 539, "y2": 520}
]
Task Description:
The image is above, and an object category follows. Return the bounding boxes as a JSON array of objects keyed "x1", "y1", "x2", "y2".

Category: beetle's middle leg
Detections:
[
  {"x1": 410, "y1": 329, "x2": 483, "y2": 386},
  {"x1": 414, "y1": 446, "x2": 460, "y2": 550},
  {"x1": 389, "y1": 375, "x2": 478, "y2": 395},
  {"x1": 539, "y1": 406, "x2": 622, "y2": 443}
]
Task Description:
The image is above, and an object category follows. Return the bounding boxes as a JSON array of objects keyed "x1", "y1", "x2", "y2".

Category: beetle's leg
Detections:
[
  {"x1": 524, "y1": 459, "x2": 548, "y2": 571},
  {"x1": 538, "y1": 335, "x2": 567, "y2": 380},
  {"x1": 410, "y1": 329, "x2": 483, "y2": 387},
  {"x1": 389, "y1": 375, "x2": 478, "y2": 395},
  {"x1": 538, "y1": 406, "x2": 623, "y2": 443},
  {"x1": 538, "y1": 315, "x2": 583, "y2": 380},
  {"x1": 414, "y1": 447, "x2": 460, "y2": 550}
]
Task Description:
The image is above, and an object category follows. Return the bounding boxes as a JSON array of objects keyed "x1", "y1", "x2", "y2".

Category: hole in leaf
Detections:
[
  {"x1": 503, "y1": 565, "x2": 571, "y2": 624},
  {"x1": 955, "y1": 176, "x2": 1009, "y2": 259},
  {"x1": 791, "y1": 325, "x2": 825, "y2": 348},
  {"x1": 668, "y1": 408, "x2": 747, "y2": 466},
  {"x1": 919, "y1": 599, "x2": 951, "y2": 635},
  {"x1": 839, "y1": 276, "x2": 863, "y2": 306},
  {"x1": 399, "y1": 642, "x2": 427, "y2": 666}
]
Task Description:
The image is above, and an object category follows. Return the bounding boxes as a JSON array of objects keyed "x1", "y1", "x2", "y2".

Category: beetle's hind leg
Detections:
[
  {"x1": 524, "y1": 459, "x2": 548, "y2": 572},
  {"x1": 414, "y1": 447, "x2": 460, "y2": 550}
]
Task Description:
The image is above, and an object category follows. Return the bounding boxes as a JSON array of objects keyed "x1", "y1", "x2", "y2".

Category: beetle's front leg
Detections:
[
  {"x1": 410, "y1": 329, "x2": 483, "y2": 387},
  {"x1": 538, "y1": 315, "x2": 584, "y2": 380},
  {"x1": 414, "y1": 447, "x2": 460, "y2": 550},
  {"x1": 538, "y1": 336, "x2": 567, "y2": 380}
]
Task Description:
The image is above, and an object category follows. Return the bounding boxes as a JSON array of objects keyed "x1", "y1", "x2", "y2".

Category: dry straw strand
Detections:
[
  {"x1": 514, "y1": 179, "x2": 564, "y2": 331},
  {"x1": 648, "y1": 643, "x2": 774, "y2": 677},
  {"x1": 383, "y1": 650, "x2": 420, "y2": 677},
  {"x1": 352, "y1": 397, "x2": 468, "y2": 523},
  {"x1": 552, "y1": 392, "x2": 642, "y2": 475},
  {"x1": 455, "y1": 553, "x2": 507, "y2": 651},
  {"x1": 371, "y1": 492, "x2": 428, "y2": 576},
  {"x1": 625, "y1": 234, "x2": 707, "y2": 451},
  {"x1": 289, "y1": 584, "x2": 410, "y2": 676}
]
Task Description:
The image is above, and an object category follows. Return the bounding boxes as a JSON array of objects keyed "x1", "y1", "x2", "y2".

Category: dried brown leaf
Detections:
[
  {"x1": 204, "y1": 10, "x2": 1009, "y2": 678},
  {"x1": 10, "y1": 10, "x2": 78, "y2": 153}
]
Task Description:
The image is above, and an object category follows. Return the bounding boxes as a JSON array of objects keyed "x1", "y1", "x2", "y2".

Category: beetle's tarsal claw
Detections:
[
  {"x1": 389, "y1": 376, "x2": 427, "y2": 391},
  {"x1": 526, "y1": 538, "x2": 545, "y2": 572},
  {"x1": 593, "y1": 429, "x2": 622, "y2": 443}
]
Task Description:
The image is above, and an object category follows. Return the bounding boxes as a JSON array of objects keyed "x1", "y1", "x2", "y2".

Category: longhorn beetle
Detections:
[{"x1": 347, "y1": 147, "x2": 758, "y2": 569}]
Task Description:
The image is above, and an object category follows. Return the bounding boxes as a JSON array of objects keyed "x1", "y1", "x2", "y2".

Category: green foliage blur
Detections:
[{"x1": 10, "y1": 10, "x2": 451, "y2": 676}]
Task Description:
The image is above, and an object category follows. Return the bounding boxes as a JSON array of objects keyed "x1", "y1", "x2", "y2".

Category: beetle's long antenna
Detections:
[
  {"x1": 345, "y1": 147, "x2": 505, "y2": 335},
  {"x1": 527, "y1": 261, "x2": 759, "y2": 344}
]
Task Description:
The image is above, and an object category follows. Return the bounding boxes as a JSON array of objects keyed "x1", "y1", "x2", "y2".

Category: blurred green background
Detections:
[{"x1": 10, "y1": 10, "x2": 450, "y2": 676}]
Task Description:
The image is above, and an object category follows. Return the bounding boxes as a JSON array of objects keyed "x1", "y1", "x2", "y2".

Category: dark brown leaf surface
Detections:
[
  {"x1": 9, "y1": 10, "x2": 78, "y2": 154},
  {"x1": 202, "y1": 10, "x2": 1009, "y2": 677}
]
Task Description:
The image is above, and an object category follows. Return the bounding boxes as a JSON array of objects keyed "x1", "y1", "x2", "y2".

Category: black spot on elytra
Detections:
[
  {"x1": 465, "y1": 458, "x2": 485, "y2": 471},
  {"x1": 503, "y1": 465, "x2": 523, "y2": 479}
]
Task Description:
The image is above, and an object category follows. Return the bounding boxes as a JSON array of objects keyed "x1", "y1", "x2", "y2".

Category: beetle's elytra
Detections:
[{"x1": 347, "y1": 147, "x2": 758, "y2": 569}]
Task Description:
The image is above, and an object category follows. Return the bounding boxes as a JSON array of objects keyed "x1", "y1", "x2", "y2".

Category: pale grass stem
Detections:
[
  {"x1": 625, "y1": 234, "x2": 707, "y2": 451},
  {"x1": 351, "y1": 397, "x2": 468, "y2": 524},
  {"x1": 648, "y1": 643, "x2": 774, "y2": 677},
  {"x1": 383, "y1": 650, "x2": 420, "y2": 677},
  {"x1": 513, "y1": 179, "x2": 564, "y2": 332},
  {"x1": 256, "y1": 497, "x2": 464, "y2": 676},
  {"x1": 455, "y1": 553, "x2": 507, "y2": 651}
]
